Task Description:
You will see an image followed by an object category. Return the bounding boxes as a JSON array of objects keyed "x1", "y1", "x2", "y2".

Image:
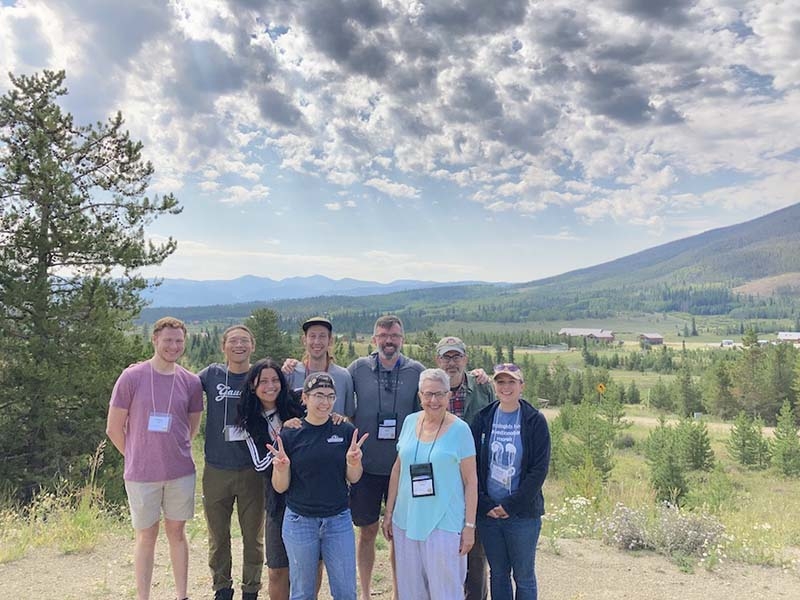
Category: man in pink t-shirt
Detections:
[{"x1": 107, "y1": 316, "x2": 204, "y2": 600}]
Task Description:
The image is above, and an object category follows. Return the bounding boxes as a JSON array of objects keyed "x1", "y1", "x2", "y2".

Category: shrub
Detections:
[
  {"x1": 564, "y1": 452, "x2": 604, "y2": 501},
  {"x1": 613, "y1": 433, "x2": 636, "y2": 449},
  {"x1": 543, "y1": 496, "x2": 598, "y2": 539},
  {"x1": 685, "y1": 466, "x2": 735, "y2": 513},
  {"x1": 601, "y1": 502, "x2": 726, "y2": 565},
  {"x1": 601, "y1": 503, "x2": 649, "y2": 551}
]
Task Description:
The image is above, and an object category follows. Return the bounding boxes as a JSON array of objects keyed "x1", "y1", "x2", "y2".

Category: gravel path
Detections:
[{"x1": 1, "y1": 532, "x2": 797, "y2": 599}]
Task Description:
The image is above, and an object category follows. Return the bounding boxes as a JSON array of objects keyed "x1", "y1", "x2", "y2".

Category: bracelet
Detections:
[{"x1": 464, "y1": 522, "x2": 476, "y2": 528}]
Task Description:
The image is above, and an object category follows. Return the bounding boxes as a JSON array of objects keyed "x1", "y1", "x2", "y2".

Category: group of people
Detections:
[{"x1": 107, "y1": 314, "x2": 551, "y2": 600}]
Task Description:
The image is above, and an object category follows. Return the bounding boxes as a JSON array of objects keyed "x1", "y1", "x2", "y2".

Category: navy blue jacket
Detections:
[{"x1": 471, "y1": 399, "x2": 551, "y2": 518}]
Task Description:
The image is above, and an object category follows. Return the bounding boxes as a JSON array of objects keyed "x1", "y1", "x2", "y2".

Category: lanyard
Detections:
[
  {"x1": 222, "y1": 367, "x2": 230, "y2": 431},
  {"x1": 150, "y1": 362, "x2": 176, "y2": 415},
  {"x1": 376, "y1": 359, "x2": 401, "y2": 413},
  {"x1": 413, "y1": 412, "x2": 446, "y2": 463}
]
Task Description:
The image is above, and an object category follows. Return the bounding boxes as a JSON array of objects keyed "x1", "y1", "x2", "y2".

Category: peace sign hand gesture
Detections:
[
  {"x1": 346, "y1": 428, "x2": 369, "y2": 467},
  {"x1": 266, "y1": 435, "x2": 290, "y2": 472}
]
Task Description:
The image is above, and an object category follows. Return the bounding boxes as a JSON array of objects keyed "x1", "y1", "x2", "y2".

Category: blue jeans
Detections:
[
  {"x1": 282, "y1": 507, "x2": 356, "y2": 600},
  {"x1": 478, "y1": 515, "x2": 541, "y2": 600}
]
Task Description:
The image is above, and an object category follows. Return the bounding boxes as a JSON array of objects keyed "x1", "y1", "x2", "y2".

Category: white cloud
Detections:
[
  {"x1": 364, "y1": 177, "x2": 420, "y2": 199},
  {"x1": 219, "y1": 184, "x2": 270, "y2": 205}
]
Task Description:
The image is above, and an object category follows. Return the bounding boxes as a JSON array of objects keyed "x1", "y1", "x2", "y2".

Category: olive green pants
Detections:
[{"x1": 203, "y1": 464, "x2": 265, "y2": 593}]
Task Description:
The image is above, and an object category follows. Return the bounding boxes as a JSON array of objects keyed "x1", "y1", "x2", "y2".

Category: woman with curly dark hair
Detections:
[{"x1": 238, "y1": 358, "x2": 305, "y2": 600}]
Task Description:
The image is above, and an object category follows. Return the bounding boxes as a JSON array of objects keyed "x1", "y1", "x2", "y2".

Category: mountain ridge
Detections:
[
  {"x1": 142, "y1": 274, "x2": 493, "y2": 307},
  {"x1": 140, "y1": 202, "x2": 800, "y2": 321}
]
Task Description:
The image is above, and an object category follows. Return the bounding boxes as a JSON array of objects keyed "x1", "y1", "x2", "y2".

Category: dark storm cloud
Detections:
[
  {"x1": 257, "y1": 87, "x2": 304, "y2": 127},
  {"x1": 612, "y1": 0, "x2": 695, "y2": 26}
]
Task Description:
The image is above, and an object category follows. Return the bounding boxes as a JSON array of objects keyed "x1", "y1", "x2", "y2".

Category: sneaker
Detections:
[{"x1": 214, "y1": 589, "x2": 234, "y2": 600}]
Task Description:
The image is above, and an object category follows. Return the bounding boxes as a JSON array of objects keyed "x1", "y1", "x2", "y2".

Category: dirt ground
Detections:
[{"x1": 1, "y1": 528, "x2": 797, "y2": 600}]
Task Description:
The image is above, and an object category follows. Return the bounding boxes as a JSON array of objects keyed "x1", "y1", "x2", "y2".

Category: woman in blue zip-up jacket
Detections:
[{"x1": 470, "y1": 363, "x2": 550, "y2": 600}]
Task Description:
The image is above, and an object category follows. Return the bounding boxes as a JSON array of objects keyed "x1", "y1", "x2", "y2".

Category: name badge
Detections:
[
  {"x1": 490, "y1": 463, "x2": 515, "y2": 488},
  {"x1": 148, "y1": 412, "x2": 172, "y2": 433},
  {"x1": 377, "y1": 411, "x2": 397, "y2": 440},
  {"x1": 223, "y1": 425, "x2": 248, "y2": 442},
  {"x1": 410, "y1": 462, "x2": 435, "y2": 497}
]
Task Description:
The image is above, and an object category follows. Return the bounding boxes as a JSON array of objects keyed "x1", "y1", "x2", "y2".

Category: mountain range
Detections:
[
  {"x1": 141, "y1": 275, "x2": 492, "y2": 308},
  {"x1": 140, "y1": 202, "x2": 800, "y2": 320}
]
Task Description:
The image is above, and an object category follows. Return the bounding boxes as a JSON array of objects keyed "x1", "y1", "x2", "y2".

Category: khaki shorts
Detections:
[{"x1": 125, "y1": 472, "x2": 196, "y2": 529}]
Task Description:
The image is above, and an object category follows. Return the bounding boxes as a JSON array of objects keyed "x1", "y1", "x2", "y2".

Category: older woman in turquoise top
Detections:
[{"x1": 382, "y1": 368, "x2": 478, "y2": 600}]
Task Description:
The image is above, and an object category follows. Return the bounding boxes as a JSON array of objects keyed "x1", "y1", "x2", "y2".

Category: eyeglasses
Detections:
[
  {"x1": 420, "y1": 390, "x2": 448, "y2": 400},
  {"x1": 308, "y1": 392, "x2": 336, "y2": 403},
  {"x1": 494, "y1": 363, "x2": 521, "y2": 373},
  {"x1": 375, "y1": 333, "x2": 403, "y2": 341},
  {"x1": 439, "y1": 353, "x2": 464, "y2": 363}
]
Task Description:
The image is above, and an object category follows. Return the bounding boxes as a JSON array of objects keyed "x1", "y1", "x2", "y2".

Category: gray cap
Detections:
[{"x1": 436, "y1": 336, "x2": 466, "y2": 356}]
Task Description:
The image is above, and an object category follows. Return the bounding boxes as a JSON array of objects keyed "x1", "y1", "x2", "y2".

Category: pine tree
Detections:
[
  {"x1": 703, "y1": 360, "x2": 739, "y2": 419},
  {"x1": 726, "y1": 412, "x2": 770, "y2": 469},
  {"x1": 644, "y1": 420, "x2": 689, "y2": 503},
  {"x1": 0, "y1": 70, "x2": 178, "y2": 494},
  {"x1": 674, "y1": 360, "x2": 702, "y2": 417},
  {"x1": 771, "y1": 401, "x2": 800, "y2": 477},
  {"x1": 245, "y1": 308, "x2": 295, "y2": 362},
  {"x1": 649, "y1": 377, "x2": 674, "y2": 412},
  {"x1": 676, "y1": 420, "x2": 715, "y2": 471},
  {"x1": 626, "y1": 380, "x2": 641, "y2": 404}
]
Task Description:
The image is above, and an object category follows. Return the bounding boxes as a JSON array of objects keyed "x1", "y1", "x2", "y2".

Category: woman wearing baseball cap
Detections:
[
  {"x1": 268, "y1": 372, "x2": 368, "y2": 600},
  {"x1": 471, "y1": 364, "x2": 551, "y2": 600}
]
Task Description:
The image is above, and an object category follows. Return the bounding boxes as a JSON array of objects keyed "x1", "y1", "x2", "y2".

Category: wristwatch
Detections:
[{"x1": 464, "y1": 522, "x2": 476, "y2": 528}]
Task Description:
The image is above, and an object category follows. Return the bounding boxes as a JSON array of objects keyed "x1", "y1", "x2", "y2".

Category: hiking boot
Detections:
[
  {"x1": 214, "y1": 589, "x2": 234, "y2": 600},
  {"x1": 242, "y1": 593, "x2": 258, "y2": 600}
]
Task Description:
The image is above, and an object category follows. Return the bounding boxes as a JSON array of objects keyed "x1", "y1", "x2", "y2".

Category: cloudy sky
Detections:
[{"x1": 1, "y1": 0, "x2": 798, "y2": 283}]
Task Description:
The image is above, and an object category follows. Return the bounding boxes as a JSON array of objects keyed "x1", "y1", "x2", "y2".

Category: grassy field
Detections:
[{"x1": 540, "y1": 412, "x2": 800, "y2": 569}]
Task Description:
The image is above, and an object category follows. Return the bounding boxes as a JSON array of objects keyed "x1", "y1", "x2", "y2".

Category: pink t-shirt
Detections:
[{"x1": 110, "y1": 361, "x2": 204, "y2": 482}]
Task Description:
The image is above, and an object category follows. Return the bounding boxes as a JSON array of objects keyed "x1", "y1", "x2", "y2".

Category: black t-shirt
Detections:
[{"x1": 281, "y1": 419, "x2": 355, "y2": 517}]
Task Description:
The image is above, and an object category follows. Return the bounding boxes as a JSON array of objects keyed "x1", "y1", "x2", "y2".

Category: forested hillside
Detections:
[{"x1": 140, "y1": 203, "x2": 800, "y2": 328}]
